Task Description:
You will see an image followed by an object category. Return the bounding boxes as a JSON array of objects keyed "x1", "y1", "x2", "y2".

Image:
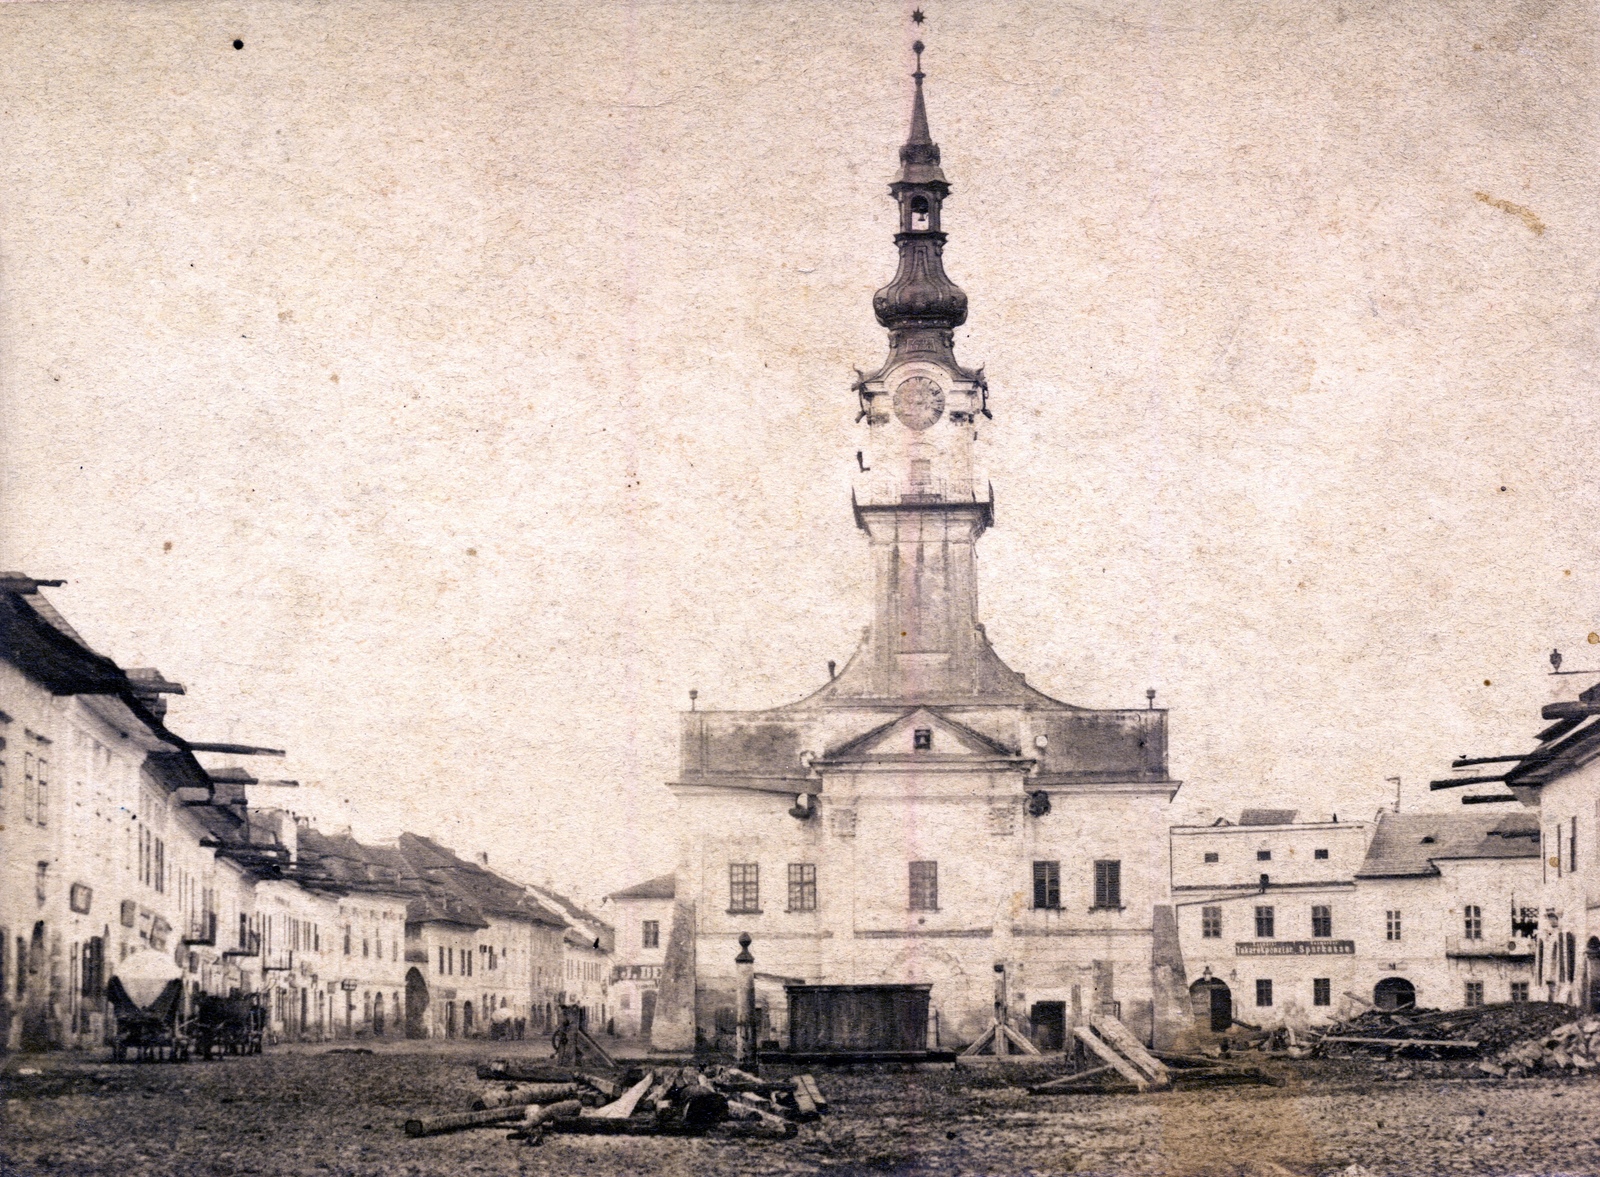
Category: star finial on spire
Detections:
[{"x1": 911, "y1": 8, "x2": 926, "y2": 24}]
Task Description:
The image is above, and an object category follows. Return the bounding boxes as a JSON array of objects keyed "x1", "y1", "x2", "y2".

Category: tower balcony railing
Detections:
[{"x1": 853, "y1": 474, "x2": 990, "y2": 508}]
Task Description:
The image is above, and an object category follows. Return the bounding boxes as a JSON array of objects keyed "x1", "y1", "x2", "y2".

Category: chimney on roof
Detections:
[{"x1": 126, "y1": 667, "x2": 186, "y2": 721}]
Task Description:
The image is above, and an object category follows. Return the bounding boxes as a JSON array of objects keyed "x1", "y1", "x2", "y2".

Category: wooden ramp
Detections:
[
  {"x1": 1068, "y1": 1015, "x2": 1170, "y2": 1092},
  {"x1": 1089, "y1": 1013, "x2": 1170, "y2": 1085}
]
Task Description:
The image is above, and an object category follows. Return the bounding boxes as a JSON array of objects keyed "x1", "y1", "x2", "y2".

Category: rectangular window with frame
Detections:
[
  {"x1": 729, "y1": 864, "x2": 760, "y2": 914},
  {"x1": 1385, "y1": 910, "x2": 1402, "y2": 941},
  {"x1": 909, "y1": 861, "x2": 938, "y2": 911},
  {"x1": 787, "y1": 863, "x2": 817, "y2": 912},
  {"x1": 641, "y1": 920, "x2": 660, "y2": 949},
  {"x1": 1254, "y1": 906, "x2": 1275, "y2": 939},
  {"x1": 1463, "y1": 905, "x2": 1482, "y2": 941},
  {"x1": 1313, "y1": 978, "x2": 1331, "y2": 1006},
  {"x1": 1032, "y1": 861, "x2": 1060, "y2": 910},
  {"x1": 1311, "y1": 905, "x2": 1332, "y2": 938},
  {"x1": 23, "y1": 752, "x2": 35, "y2": 823},
  {"x1": 1093, "y1": 860, "x2": 1122, "y2": 909},
  {"x1": 1255, "y1": 979, "x2": 1273, "y2": 1007},
  {"x1": 1314, "y1": 848, "x2": 1329, "y2": 860},
  {"x1": 1464, "y1": 980, "x2": 1484, "y2": 1007},
  {"x1": 1256, "y1": 850, "x2": 1271, "y2": 861},
  {"x1": 1201, "y1": 906, "x2": 1222, "y2": 939},
  {"x1": 34, "y1": 758, "x2": 46, "y2": 826},
  {"x1": 1510, "y1": 981, "x2": 1529, "y2": 1003},
  {"x1": 1203, "y1": 851, "x2": 1219, "y2": 863}
]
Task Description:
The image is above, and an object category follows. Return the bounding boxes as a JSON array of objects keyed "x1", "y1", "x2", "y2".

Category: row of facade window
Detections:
[
  {"x1": 1, "y1": 751, "x2": 51, "y2": 825},
  {"x1": 726, "y1": 860, "x2": 1125, "y2": 915},
  {"x1": 1201, "y1": 905, "x2": 1333, "y2": 939},
  {"x1": 1202, "y1": 905, "x2": 1496, "y2": 941},
  {"x1": 433, "y1": 943, "x2": 516, "y2": 975},
  {"x1": 1201, "y1": 848, "x2": 1331, "y2": 864},
  {"x1": 1247, "y1": 978, "x2": 1526, "y2": 1008}
]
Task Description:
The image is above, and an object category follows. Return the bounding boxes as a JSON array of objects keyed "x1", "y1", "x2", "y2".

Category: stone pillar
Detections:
[
  {"x1": 734, "y1": 933, "x2": 756, "y2": 1069},
  {"x1": 1149, "y1": 904, "x2": 1189, "y2": 1050},
  {"x1": 649, "y1": 897, "x2": 697, "y2": 1053}
]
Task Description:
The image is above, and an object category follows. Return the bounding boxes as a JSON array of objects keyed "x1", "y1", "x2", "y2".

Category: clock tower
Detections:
[{"x1": 843, "y1": 43, "x2": 998, "y2": 701}]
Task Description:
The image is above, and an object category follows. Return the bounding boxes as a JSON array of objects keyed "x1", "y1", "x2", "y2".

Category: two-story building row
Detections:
[
  {"x1": 0, "y1": 575, "x2": 611, "y2": 1050},
  {"x1": 1172, "y1": 809, "x2": 1540, "y2": 1031}
]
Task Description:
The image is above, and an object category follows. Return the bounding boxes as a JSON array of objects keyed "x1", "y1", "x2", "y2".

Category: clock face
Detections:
[{"x1": 892, "y1": 376, "x2": 945, "y2": 431}]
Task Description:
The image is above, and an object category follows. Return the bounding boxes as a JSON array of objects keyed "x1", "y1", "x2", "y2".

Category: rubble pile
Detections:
[
  {"x1": 1313, "y1": 1002, "x2": 1575, "y2": 1060},
  {"x1": 1480, "y1": 1016, "x2": 1600, "y2": 1078},
  {"x1": 401, "y1": 1059, "x2": 828, "y2": 1145}
]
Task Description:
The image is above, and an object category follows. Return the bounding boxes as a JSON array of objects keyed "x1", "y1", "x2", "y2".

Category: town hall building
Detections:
[{"x1": 651, "y1": 48, "x2": 1186, "y2": 1053}]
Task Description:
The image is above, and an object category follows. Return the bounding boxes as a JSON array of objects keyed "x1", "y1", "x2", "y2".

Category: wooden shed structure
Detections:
[{"x1": 784, "y1": 983, "x2": 931, "y2": 1054}]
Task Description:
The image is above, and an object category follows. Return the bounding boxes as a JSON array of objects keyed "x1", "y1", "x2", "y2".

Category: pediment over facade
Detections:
[{"x1": 818, "y1": 707, "x2": 1024, "y2": 764}]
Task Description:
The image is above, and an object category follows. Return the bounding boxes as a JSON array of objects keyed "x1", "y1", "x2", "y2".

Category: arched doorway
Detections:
[
  {"x1": 20, "y1": 921, "x2": 49, "y2": 1050},
  {"x1": 1586, "y1": 937, "x2": 1600, "y2": 1013},
  {"x1": 404, "y1": 968, "x2": 429, "y2": 1039},
  {"x1": 1374, "y1": 977, "x2": 1416, "y2": 1011},
  {"x1": 444, "y1": 1000, "x2": 456, "y2": 1038},
  {"x1": 1190, "y1": 978, "x2": 1233, "y2": 1032},
  {"x1": 373, "y1": 991, "x2": 385, "y2": 1036},
  {"x1": 463, "y1": 1000, "x2": 474, "y2": 1036},
  {"x1": 639, "y1": 990, "x2": 657, "y2": 1040}
]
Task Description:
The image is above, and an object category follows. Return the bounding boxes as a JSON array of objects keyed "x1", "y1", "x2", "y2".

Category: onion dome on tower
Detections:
[{"x1": 871, "y1": 41, "x2": 969, "y2": 335}]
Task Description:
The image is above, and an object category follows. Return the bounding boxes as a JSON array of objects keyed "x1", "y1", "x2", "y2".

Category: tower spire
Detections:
[
  {"x1": 840, "y1": 40, "x2": 996, "y2": 701},
  {"x1": 905, "y1": 41, "x2": 933, "y2": 151},
  {"x1": 874, "y1": 39, "x2": 965, "y2": 332}
]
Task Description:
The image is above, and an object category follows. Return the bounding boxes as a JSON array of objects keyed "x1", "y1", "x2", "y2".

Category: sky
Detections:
[{"x1": 2, "y1": 0, "x2": 1597, "y2": 904}]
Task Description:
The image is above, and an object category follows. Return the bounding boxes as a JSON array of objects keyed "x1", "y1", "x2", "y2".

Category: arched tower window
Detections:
[{"x1": 910, "y1": 195, "x2": 930, "y2": 231}]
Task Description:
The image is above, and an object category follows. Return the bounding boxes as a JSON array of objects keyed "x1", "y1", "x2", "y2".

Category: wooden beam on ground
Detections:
[
  {"x1": 797, "y1": 1074, "x2": 827, "y2": 1113},
  {"x1": 1028, "y1": 1064, "x2": 1115, "y2": 1094},
  {"x1": 1319, "y1": 1036, "x2": 1478, "y2": 1049},
  {"x1": 585, "y1": 1071, "x2": 653, "y2": 1120},
  {"x1": 403, "y1": 1106, "x2": 527, "y2": 1137}
]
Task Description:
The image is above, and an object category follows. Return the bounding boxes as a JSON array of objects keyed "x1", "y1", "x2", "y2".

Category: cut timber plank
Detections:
[
  {"x1": 790, "y1": 1080, "x2": 818, "y2": 1119},
  {"x1": 1072, "y1": 1026, "x2": 1149, "y2": 1092},
  {"x1": 585, "y1": 1071, "x2": 654, "y2": 1120},
  {"x1": 577, "y1": 1072, "x2": 622, "y2": 1099},
  {"x1": 1090, "y1": 1015, "x2": 1170, "y2": 1085},
  {"x1": 797, "y1": 1074, "x2": 827, "y2": 1113}
]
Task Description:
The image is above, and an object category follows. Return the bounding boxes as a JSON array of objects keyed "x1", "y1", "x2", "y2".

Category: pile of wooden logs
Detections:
[{"x1": 401, "y1": 1060, "x2": 829, "y2": 1145}]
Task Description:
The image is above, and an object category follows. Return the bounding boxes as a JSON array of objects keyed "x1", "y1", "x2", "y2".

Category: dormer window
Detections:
[
  {"x1": 913, "y1": 728, "x2": 933, "y2": 751},
  {"x1": 910, "y1": 194, "x2": 930, "y2": 230}
]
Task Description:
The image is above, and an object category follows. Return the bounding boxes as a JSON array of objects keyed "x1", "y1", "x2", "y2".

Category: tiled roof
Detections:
[
  {"x1": 1356, "y1": 811, "x2": 1540, "y2": 878},
  {"x1": 1239, "y1": 808, "x2": 1299, "y2": 826},
  {"x1": 607, "y1": 874, "x2": 676, "y2": 901}
]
